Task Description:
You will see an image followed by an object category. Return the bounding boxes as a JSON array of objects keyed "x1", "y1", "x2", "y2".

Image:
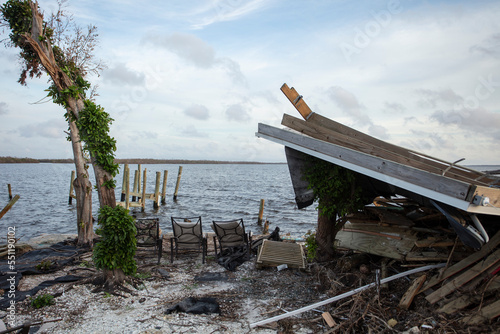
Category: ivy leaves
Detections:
[
  {"x1": 77, "y1": 100, "x2": 119, "y2": 185},
  {"x1": 92, "y1": 205, "x2": 137, "y2": 275},
  {"x1": 303, "y1": 157, "x2": 365, "y2": 220}
]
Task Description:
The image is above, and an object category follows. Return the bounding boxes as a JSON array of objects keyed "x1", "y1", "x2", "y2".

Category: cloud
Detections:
[
  {"x1": 416, "y1": 88, "x2": 463, "y2": 108},
  {"x1": 226, "y1": 103, "x2": 250, "y2": 122},
  {"x1": 0, "y1": 102, "x2": 8, "y2": 115},
  {"x1": 193, "y1": 0, "x2": 270, "y2": 29},
  {"x1": 102, "y1": 63, "x2": 146, "y2": 85},
  {"x1": 146, "y1": 32, "x2": 215, "y2": 68},
  {"x1": 384, "y1": 101, "x2": 406, "y2": 113},
  {"x1": 18, "y1": 119, "x2": 67, "y2": 138},
  {"x1": 184, "y1": 104, "x2": 210, "y2": 120},
  {"x1": 181, "y1": 125, "x2": 209, "y2": 138},
  {"x1": 327, "y1": 86, "x2": 371, "y2": 126},
  {"x1": 142, "y1": 32, "x2": 246, "y2": 84},
  {"x1": 431, "y1": 107, "x2": 500, "y2": 133},
  {"x1": 470, "y1": 33, "x2": 500, "y2": 58},
  {"x1": 327, "y1": 86, "x2": 390, "y2": 139}
]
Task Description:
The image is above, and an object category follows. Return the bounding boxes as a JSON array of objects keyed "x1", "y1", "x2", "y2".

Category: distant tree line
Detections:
[{"x1": 0, "y1": 157, "x2": 280, "y2": 164}]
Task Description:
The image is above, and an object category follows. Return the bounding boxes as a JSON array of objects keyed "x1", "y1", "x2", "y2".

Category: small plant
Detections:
[
  {"x1": 31, "y1": 294, "x2": 54, "y2": 309},
  {"x1": 184, "y1": 283, "x2": 199, "y2": 290},
  {"x1": 103, "y1": 292, "x2": 112, "y2": 298},
  {"x1": 79, "y1": 260, "x2": 93, "y2": 268},
  {"x1": 35, "y1": 260, "x2": 52, "y2": 271},
  {"x1": 304, "y1": 230, "x2": 318, "y2": 262},
  {"x1": 133, "y1": 272, "x2": 151, "y2": 279}
]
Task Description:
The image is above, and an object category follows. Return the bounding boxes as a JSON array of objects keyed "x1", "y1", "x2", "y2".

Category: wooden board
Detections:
[
  {"x1": 258, "y1": 123, "x2": 472, "y2": 203},
  {"x1": 256, "y1": 240, "x2": 305, "y2": 269},
  {"x1": 420, "y1": 230, "x2": 500, "y2": 293},
  {"x1": 399, "y1": 274, "x2": 427, "y2": 310},
  {"x1": 426, "y1": 248, "x2": 500, "y2": 304},
  {"x1": 462, "y1": 299, "x2": 500, "y2": 325},
  {"x1": 335, "y1": 228, "x2": 417, "y2": 260},
  {"x1": 279, "y1": 85, "x2": 497, "y2": 186}
]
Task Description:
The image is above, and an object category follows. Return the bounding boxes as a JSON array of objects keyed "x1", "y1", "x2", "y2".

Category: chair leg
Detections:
[
  {"x1": 170, "y1": 238, "x2": 174, "y2": 263},
  {"x1": 157, "y1": 238, "x2": 163, "y2": 265},
  {"x1": 202, "y1": 238, "x2": 206, "y2": 264},
  {"x1": 213, "y1": 236, "x2": 218, "y2": 260}
]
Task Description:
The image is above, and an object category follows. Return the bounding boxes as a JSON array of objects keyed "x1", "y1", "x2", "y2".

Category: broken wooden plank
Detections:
[
  {"x1": 461, "y1": 299, "x2": 500, "y2": 325},
  {"x1": 280, "y1": 84, "x2": 313, "y2": 120},
  {"x1": 426, "y1": 248, "x2": 500, "y2": 304},
  {"x1": 438, "y1": 275, "x2": 500, "y2": 314},
  {"x1": 0, "y1": 194, "x2": 20, "y2": 220},
  {"x1": 405, "y1": 251, "x2": 452, "y2": 262},
  {"x1": 335, "y1": 229, "x2": 416, "y2": 260},
  {"x1": 399, "y1": 274, "x2": 427, "y2": 310},
  {"x1": 420, "y1": 230, "x2": 500, "y2": 293},
  {"x1": 258, "y1": 123, "x2": 472, "y2": 203},
  {"x1": 415, "y1": 238, "x2": 458, "y2": 248},
  {"x1": 322, "y1": 312, "x2": 336, "y2": 327}
]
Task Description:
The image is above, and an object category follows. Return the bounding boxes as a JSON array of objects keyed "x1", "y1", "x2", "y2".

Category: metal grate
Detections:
[{"x1": 256, "y1": 240, "x2": 305, "y2": 269}]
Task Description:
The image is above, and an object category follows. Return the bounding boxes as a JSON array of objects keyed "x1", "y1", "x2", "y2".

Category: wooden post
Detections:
[
  {"x1": 120, "y1": 164, "x2": 128, "y2": 202},
  {"x1": 68, "y1": 171, "x2": 75, "y2": 204},
  {"x1": 125, "y1": 167, "x2": 130, "y2": 210},
  {"x1": 161, "y1": 170, "x2": 168, "y2": 205},
  {"x1": 141, "y1": 169, "x2": 147, "y2": 212},
  {"x1": 7, "y1": 184, "x2": 12, "y2": 200},
  {"x1": 154, "y1": 171, "x2": 161, "y2": 209},
  {"x1": 137, "y1": 164, "x2": 142, "y2": 200},
  {"x1": 0, "y1": 194, "x2": 20, "y2": 220},
  {"x1": 132, "y1": 170, "x2": 139, "y2": 202},
  {"x1": 257, "y1": 199, "x2": 265, "y2": 225},
  {"x1": 173, "y1": 166, "x2": 183, "y2": 201}
]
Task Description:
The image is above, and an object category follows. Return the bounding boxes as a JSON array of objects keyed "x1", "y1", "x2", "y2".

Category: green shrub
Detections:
[
  {"x1": 304, "y1": 230, "x2": 318, "y2": 261},
  {"x1": 31, "y1": 294, "x2": 54, "y2": 309},
  {"x1": 92, "y1": 205, "x2": 137, "y2": 275}
]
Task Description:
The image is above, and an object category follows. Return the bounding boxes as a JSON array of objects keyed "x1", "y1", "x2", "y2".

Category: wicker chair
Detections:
[
  {"x1": 135, "y1": 217, "x2": 163, "y2": 264},
  {"x1": 170, "y1": 216, "x2": 207, "y2": 263},
  {"x1": 211, "y1": 219, "x2": 251, "y2": 259}
]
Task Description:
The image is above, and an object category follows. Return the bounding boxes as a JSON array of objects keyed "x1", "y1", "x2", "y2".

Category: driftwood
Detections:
[
  {"x1": 0, "y1": 195, "x2": 20, "y2": 220},
  {"x1": 0, "y1": 318, "x2": 62, "y2": 334}
]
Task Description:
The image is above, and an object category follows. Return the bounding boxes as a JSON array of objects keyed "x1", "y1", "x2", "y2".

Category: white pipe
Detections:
[
  {"x1": 470, "y1": 214, "x2": 489, "y2": 244},
  {"x1": 249, "y1": 263, "x2": 445, "y2": 328}
]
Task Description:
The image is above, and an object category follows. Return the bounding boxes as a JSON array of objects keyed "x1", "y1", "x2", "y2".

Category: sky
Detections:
[{"x1": 0, "y1": 0, "x2": 499, "y2": 164}]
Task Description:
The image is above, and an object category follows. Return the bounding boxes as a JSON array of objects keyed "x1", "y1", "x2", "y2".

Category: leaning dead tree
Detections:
[{"x1": 1, "y1": 0, "x2": 118, "y2": 246}]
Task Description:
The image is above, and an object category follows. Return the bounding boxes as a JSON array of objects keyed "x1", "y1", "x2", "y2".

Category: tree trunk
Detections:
[
  {"x1": 103, "y1": 268, "x2": 126, "y2": 290},
  {"x1": 91, "y1": 162, "x2": 116, "y2": 208},
  {"x1": 315, "y1": 209, "x2": 337, "y2": 262},
  {"x1": 68, "y1": 119, "x2": 95, "y2": 246}
]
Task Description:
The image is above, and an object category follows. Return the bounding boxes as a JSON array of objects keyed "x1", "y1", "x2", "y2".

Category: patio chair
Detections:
[
  {"x1": 211, "y1": 219, "x2": 252, "y2": 260},
  {"x1": 135, "y1": 217, "x2": 163, "y2": 264},
  {"x1": 170, "y1": 216, "x2": 207, "y2": 263}
]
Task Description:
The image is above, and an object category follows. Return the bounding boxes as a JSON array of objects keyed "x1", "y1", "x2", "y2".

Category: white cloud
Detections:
[
  {"x1": 225, "y1": 104, "x2": 250, "y2": 122},
  {"x1": 18, "y1": 119, "x2": 67, "y2": 139},
  {"x1": 0, "y1": 102, "x2": 8, "y2": 115},
  {"x1": 184, "y1": 104, "x2": 210, "y2": 120}
]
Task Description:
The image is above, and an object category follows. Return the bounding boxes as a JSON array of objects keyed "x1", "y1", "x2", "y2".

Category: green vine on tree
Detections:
[
  {"x1": 77, "y1": 100, "x2": 119, "y2": 188},
  {"x1": 92, "y1": 205, "x2": 137, "y2": 275}
]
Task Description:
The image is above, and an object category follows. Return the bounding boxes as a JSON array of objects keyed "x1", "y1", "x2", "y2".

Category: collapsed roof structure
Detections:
[{"x1": 256, "y1": 84, "x2": 500, "y2": 250}]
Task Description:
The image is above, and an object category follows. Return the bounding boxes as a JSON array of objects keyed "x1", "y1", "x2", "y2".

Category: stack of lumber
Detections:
[
  {"x1": 335, "y1": 197, "x2": 471, "y2": 262},
  {"x1": 419, "y1": 230, "x2": 500, "y2": 324}
]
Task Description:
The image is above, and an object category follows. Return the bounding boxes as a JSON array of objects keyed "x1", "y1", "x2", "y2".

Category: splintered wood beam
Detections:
[{"x1": 280, "y1": 83, "x2": 313, "y2": 120}]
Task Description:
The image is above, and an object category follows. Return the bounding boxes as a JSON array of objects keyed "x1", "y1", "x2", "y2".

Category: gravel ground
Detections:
[{"x1": 7, "y1": 246, "x2": 327, "y2": 334}]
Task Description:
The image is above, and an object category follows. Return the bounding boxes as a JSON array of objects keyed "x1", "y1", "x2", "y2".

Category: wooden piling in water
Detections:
[
  {"x1": 137, "y1": 164, "x2": 142, "y2": 200},
  {"x1": 258, "y1": 199, "x2": 265, "y2": 225},
  {"x1": 7, "y1": 184, "x2": 12, "y2": 200},
  {"x1": 141, "y1": 169, "x2": 147, "y2": 212},
  {"x1": 132, "y1": 170, "x2": 139, "y2": 202},
  {"x1": 154, "y1": 171, "x2": 161, "y2": 209},
  {"x1": 68, "y1": 171, "x2": 75, "y2": 204},
  {"x1": 173, "y1": 166, "x2": 183, "y2": 201},
  {"x1": 161, "y1": 170, "x2": 168, "y2": 205},
  {"x1": 121, "y1": 164, "x2": 128, "y2": 201},
  {"x1": 125, "y1": 167, "x2": 130, "y2": 210}
]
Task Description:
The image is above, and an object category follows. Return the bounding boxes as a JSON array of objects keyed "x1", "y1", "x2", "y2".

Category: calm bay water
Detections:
[{"x1": 0, "y1": 163, "x2": 318, "y2": 242}]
